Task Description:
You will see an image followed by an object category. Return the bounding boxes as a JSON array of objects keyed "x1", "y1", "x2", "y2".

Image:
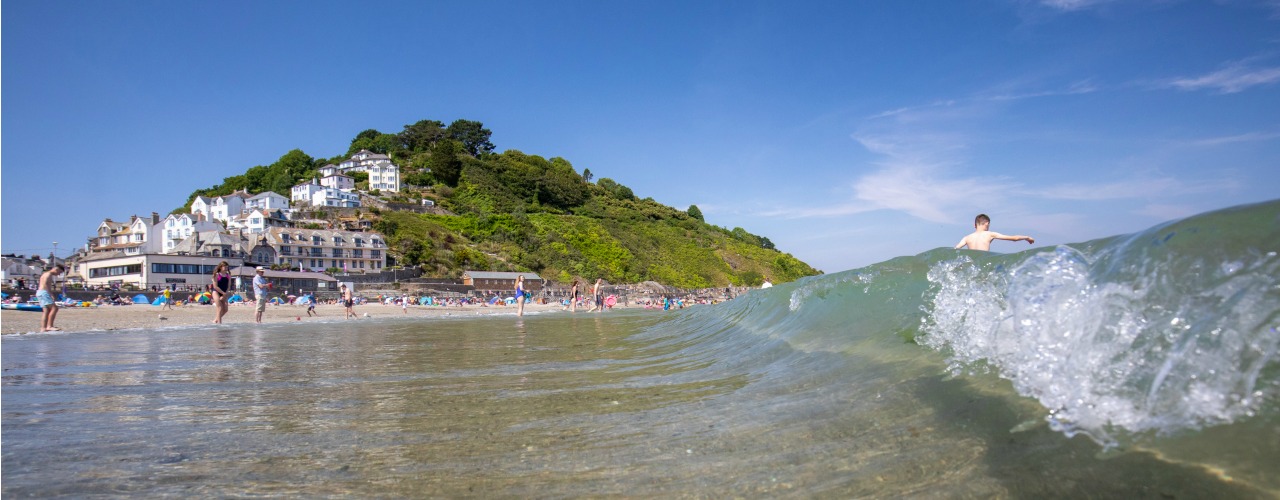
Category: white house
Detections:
[
  {"x1": 226, "y1": 208, "x2": 291, "y2": 234},
  {"x1": 292, "y1": 179, "x2": 325, "y2": 204},
  {"x1": 190, "y1": 195, "x2": 213, "y2": 219},
  {"x1": 311, "y1": 188, "x2": 360, "y2": 208},
  {"x1": 246, "y1": 191, "x2": 290, "y2": 213},
  {"x1": 365, "y1": 162, "x2": 401, "y2": 192},
  {"x1": 321, "y1": 173, "x2": 354, "y2": 191},
  {"x1": 290, "y1": 179, "x2": 361, "y2": 208},
  {"x1": 91, "y1": 214, "x2": 161, "y2": 255},
  {"x1": 318, "y1": 164, "x2": 342, "y2": 177},
  {"x1": 339, "y1": 149, "x2": 400, "y2": 193},
  {"x1": 158, "y1": 213, "x2": 222, "y2": 253},
  {"x1": 207, "y1": 190, "x2": 251, "y2": 224}
]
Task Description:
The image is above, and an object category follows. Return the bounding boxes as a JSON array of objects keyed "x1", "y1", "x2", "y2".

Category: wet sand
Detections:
[{"x1": 1, "y1": 300, "x2": 611, "y2": 335}]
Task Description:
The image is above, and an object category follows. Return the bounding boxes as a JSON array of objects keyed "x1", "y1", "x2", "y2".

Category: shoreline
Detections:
[{"x1": 0, "y1": 301, "x2": 641, "y2": 335}]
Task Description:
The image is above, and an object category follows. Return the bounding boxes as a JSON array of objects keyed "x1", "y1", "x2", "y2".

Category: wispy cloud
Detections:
[
  {"x1": 1039, "y1": 0, "x2": 1114, "y2": 11},
  {"x1": 1029, "y1": 175, "x2": 1239, "y2": 200},
  {"x1": 1167, "y1": 60, "x2": 1280, "y2": 93},
  {"x1": 1186, "y1": 130, "x2": 1280, "y2": 147}
]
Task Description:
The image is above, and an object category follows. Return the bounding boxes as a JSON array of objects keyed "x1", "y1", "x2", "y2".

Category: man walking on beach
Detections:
[
  {"x1": 955, "y1": 214, "x2": 1035, "y2": 251},
  {"x1": 37, "y1": 264, "x2": 64, "y2": 332},
  {"x1": 253, "y1": 267, "x2": 272, "y2": 323}
]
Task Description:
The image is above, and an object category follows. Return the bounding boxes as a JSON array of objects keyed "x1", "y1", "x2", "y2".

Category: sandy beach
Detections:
[{"x1": 1, "y1": 300, "x2": 601, "y2": 335}]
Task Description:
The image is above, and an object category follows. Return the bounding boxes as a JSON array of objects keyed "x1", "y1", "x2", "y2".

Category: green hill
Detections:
[{"x1": 181, "y1": 119, "x2": 822, "y2": 287}]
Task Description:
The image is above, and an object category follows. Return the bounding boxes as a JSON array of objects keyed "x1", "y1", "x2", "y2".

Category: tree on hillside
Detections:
[
  {"x1": 399, "y1": 119, "x2": 446, "y2": 152},
  {"x1": 353, "y1": 128, "x2": 381, "y2": 143},
  {"x1": 687, "y1": 204, "x2": 704, "y2": 222},
  {"x1": 348, "y1": 133, "x2": 401, "y2": 156},
  {"x1": 582, "y1": 168, "x2": 593, "y2": 183},
  {"x1": 446, "y1": 119, "x2": 495, "y2": 157},
  {"x1": 428, "y1": 139, "x2": 465, "y2": 186}
]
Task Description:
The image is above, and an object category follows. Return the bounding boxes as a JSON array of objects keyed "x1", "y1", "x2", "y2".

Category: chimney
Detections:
[{"x1": 152, "y1": 212, "x2": 160, "y2": 225}]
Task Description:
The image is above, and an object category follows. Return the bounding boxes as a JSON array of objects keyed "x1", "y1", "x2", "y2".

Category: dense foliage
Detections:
[{"x1": 182, "y1": 118, "x2": 822, "y2": 286}]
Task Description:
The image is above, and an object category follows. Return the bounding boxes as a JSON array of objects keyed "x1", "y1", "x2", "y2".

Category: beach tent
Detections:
[
  {"x1": 418, "y1": 297, "x2": 433, "y2": 305},
  {"x1": 269, "y1": 297, "x2": 285, "y2": 304},
  {"x1": 228, "y1": 294, "x2": 244, "y2": 303},
  {"x1": 1, "y1": 292, "x2": 8, "y2": 299},
  {"x1": 504, "y1": 297, "x2": 516, "y2": 305},
  {"x1": 151, "y1": 296, "x2": 166, "y2": 306},
  {"x1": 132, "y1": 294, "x2": 150, "y2": 304}
]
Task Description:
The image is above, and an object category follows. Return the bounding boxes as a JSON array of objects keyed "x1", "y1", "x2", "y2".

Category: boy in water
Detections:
[{"x1": 955, "y1": 214, "x2": 1035, "y2": 251}]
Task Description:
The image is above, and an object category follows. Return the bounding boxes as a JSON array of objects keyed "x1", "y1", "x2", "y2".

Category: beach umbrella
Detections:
[
  {"x1": 132, "y1": 294, "x2": 150, "y2": 304},
  {"x1": 198, "y1": 293, "x2": 212, "y2": 304}
]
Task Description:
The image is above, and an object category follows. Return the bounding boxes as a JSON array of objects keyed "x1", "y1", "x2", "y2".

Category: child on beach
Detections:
[
  {"x1": 955, "y1": 214, "x2": 1035, "y2": 251},
  {"x1": 37, "y1": 264, "x2": 65, "y2": 332}
]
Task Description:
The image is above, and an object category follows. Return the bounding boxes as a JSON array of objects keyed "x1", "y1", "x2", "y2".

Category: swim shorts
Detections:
[
  {"x1": 36, "y1": 290, "x2": 55, "y2": 307},
  {"x1": 256, "y1": 296, "x2": 268, "y2": 312}
]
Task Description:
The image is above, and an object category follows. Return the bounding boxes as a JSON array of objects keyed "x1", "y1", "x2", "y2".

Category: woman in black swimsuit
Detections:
[{"x1": 211, "y1": 261, "x2": 231, "y2": 324}]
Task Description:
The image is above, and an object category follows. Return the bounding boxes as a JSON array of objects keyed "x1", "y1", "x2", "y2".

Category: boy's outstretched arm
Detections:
[
  {"x1": 992, "y1": 232, "x2": 1035, "y2": 245},
  {"x1": 954, "y1": 238, "x2": 969, "y2": 249}
]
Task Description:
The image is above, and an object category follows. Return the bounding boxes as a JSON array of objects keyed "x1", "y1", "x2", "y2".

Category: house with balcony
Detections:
[
  {"x1": 261, "y1": 227, "x2": 386, "y2": 272},
  {"x1": 291, "y1": 179, "x2": 361, "y2": 208}
]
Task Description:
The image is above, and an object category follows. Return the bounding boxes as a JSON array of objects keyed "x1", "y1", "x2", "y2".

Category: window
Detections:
[
  {"x1": 312, "y1": 235, "x2": 322, "y2": 246},
  {"x1": 92, "y1": 264, "x2": 143, "y2": 277}
]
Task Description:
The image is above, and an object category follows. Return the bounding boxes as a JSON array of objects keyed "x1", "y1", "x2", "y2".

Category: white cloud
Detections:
[
  {"x1": 853, "y1": 165, "x2": 1016, "y2": 223},
  {"x1": 1168, "y1": 61, "x2": 1280, "y2": 93}
]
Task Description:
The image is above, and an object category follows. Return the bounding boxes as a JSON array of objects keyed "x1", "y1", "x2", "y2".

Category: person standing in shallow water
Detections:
[
  {"x1": 37, "y1": 264, "x2": 64, "y2": 332},
  {"x1": 955, "y1": 214, "x2": 1035, "y2": 251},
  {"x1": 515, "y1": 275, "x2": 526, "y2": 317},
  {"x1": 563, "y1": 279, "x2": 580, "y2": 312},
  {"x1": 211, "y1": 261, "x2": 231, "y2": 324},
  {"x1": 341, "y1": 284, "x2": 355, "y2": 319}
]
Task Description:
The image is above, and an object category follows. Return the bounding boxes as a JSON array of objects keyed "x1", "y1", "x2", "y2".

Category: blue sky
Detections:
[{"x1": 4, "y1": 0, "x2": 1279, "y2": 274}]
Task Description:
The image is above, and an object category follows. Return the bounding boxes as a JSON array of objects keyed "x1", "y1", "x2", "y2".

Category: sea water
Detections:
[{"x1": 4, "y1": 200, "x2": 1278, "y2": 497}]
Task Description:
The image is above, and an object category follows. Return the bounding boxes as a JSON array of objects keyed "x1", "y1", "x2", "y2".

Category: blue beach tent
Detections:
[
  {"x1": 132, "y1": 294, "x2": 150, "y2": 304},
  {"x1": 228, "y1": 294, "x2": 244, "y2": 303},
  {"x1": 151, "y1": 297, "x2": 166, "y2": 306}
]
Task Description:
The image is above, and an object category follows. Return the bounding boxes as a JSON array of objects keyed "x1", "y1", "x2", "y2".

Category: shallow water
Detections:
[
  {"x1": 3, "y1": 309, "x2": 1271, "y2": 498},
  {"x1": 6, "y1": 200, "x2": 1279, "y2": 497}
]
